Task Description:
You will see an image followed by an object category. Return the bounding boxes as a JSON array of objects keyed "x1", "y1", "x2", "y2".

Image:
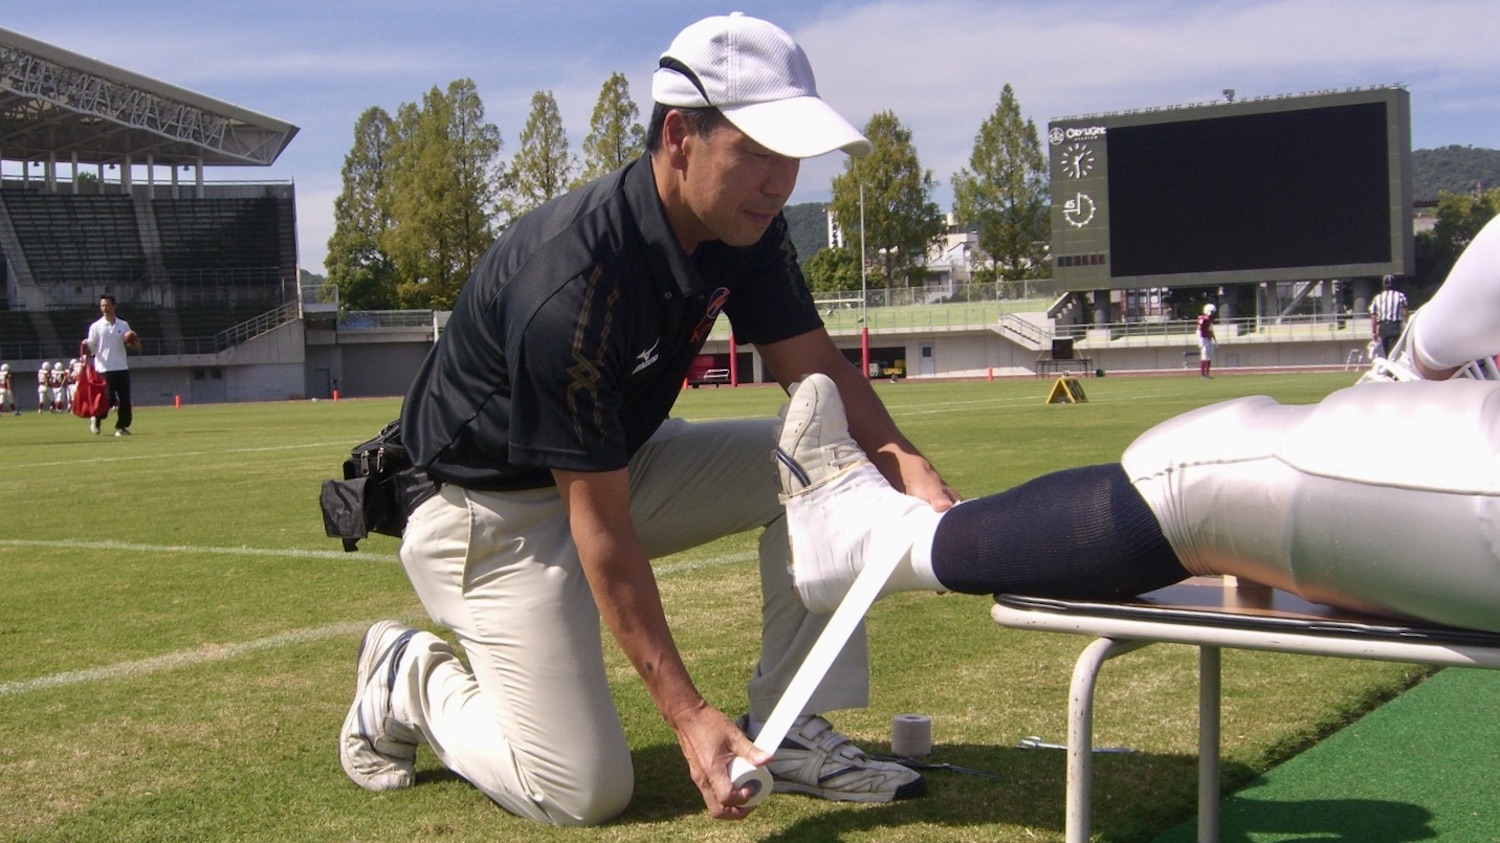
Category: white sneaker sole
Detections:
[{"x1": 338, "y1": 621, "x2": 417, "y2": 790}]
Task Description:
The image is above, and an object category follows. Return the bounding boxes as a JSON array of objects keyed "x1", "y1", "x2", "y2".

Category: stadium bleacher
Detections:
[
  {"x1": 1, "y1": 191, "x2": 147, "y2": 287},
  {"x1": 0, "y1": 189, "x2": 296, "y2": 360},
  {"x1": 154, "y1": 197, "x2": 284, "y2": 273}
]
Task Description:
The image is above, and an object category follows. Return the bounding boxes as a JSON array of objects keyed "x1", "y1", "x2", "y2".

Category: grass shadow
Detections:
[
  {"x1": 612, "y1": 739, "x2": 1241, "y2": 839},
  {"x1": 1153, "y1": 795, "x2": 1436, "y2": 842}
]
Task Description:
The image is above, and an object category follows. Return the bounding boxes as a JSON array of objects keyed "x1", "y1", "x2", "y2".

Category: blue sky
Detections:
[{"x1": 10, "y1": 1, "x2": 1500, "y2": 273}]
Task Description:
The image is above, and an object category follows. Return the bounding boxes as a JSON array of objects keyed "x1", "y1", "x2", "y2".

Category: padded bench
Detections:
[{"x1": 991, "y1": 577, "x2": 1500, "y2": 843}]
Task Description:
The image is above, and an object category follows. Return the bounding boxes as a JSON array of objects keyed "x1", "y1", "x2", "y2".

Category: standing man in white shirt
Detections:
[{"x1": 84, "y1": 295, "x2": 140, "y2": 436}]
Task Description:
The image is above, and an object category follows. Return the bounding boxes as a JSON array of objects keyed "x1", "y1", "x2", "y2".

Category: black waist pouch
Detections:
[{"x1": 319, "y1": 420, "x2": 438, "y2": 551}]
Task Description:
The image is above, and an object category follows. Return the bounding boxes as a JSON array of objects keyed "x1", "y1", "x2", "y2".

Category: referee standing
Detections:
[{"x1": 1370, "y1": 274, "x2": 1410, "y2": 359}]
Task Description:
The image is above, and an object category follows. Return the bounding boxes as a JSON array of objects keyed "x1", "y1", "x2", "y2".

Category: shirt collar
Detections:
[{"x1": 624, "y1": 155, "x2": 707, "y2": 300}]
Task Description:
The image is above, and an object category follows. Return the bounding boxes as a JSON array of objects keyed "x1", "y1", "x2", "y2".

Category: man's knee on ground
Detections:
[
  {"x1": 534, "y1": 770, "x2": 633, "y2": 827},
  {"x1": 491, "y1": 745, "x2": 633, "y2": 827}
]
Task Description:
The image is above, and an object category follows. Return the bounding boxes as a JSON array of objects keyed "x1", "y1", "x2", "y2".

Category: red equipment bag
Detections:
[{"x1": 72, "y1": 364, "x2": 111, "y2": 419}]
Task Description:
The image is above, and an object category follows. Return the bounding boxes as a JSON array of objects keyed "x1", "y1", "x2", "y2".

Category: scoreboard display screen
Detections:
[{"x1": 1048, "y1": 87, "x2": 1411, "y2": 291}]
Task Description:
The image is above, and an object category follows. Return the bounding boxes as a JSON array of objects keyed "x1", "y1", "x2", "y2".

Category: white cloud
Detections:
[
  {"x1": 293, "y1": 185, "x2": 341, "y2": 276},
  {"x1": 13, "y1": 0, "x2": 1500, "y2": 271},
  {"x1": 776, "y1": 0, "x2": 1500, "y2": 208}
]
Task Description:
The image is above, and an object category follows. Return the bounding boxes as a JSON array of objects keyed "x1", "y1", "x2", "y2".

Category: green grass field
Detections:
[{"x1": 0, "y1": 372, "x2": 1426, "y2": 843}]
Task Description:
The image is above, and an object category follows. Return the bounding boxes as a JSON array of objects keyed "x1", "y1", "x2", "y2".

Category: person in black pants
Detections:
[{"x1": 84, "y1": 294, "x2": 139, "y2": 436}]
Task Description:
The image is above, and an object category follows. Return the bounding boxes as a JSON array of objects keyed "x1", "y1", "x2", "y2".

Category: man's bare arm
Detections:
[
  {"x1": 552, "y1": 467, "x2": 770, "y2": 817},
  {"x1": 757, "y1": 328, "x2": 959, "y2": 510}
]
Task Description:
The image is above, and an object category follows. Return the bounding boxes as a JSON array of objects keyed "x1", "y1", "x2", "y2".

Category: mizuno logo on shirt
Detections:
[{"x1": 632, "y1": 338, "x2": 661, "y2": 374}]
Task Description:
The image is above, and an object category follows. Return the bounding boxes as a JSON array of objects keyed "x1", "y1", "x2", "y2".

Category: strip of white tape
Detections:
[{"x1": 729, "y1": 542, "x2": 907, "y2": 805}]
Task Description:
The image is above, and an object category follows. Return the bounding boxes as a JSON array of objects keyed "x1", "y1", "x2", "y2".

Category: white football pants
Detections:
[{"x1": 1123, "y1": 379, "x2": 1500, "y2": 632}]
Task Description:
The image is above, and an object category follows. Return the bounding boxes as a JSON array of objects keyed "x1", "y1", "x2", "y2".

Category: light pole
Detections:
[
  {"x1": 859, "y1": 182, "x2": 869, "y2": 378},
  {"x1": 873, "y1": 246, "x2": 901, "y2": 378}
]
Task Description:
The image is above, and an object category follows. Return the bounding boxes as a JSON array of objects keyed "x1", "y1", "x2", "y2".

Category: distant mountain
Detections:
[
  {"x1": 783, "y1": 202, "x2": 829, "y2": 263},
  {"x1": 1412, "y1": 146, "x2": 1500, "y2": 201}
]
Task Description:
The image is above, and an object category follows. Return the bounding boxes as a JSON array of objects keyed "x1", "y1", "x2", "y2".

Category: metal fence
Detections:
[{"x1": 337, "y1": 310, "x2": 437, "y2": 330}]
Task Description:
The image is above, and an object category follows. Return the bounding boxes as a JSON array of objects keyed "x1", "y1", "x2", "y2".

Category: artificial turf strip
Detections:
[{"x1": 1152, "y1": 666, "x2": 1500, "y2": 843}]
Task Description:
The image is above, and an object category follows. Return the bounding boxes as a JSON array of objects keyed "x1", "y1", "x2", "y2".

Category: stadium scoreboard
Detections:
[{"x1": 1048, "y1": 86, "x2": 1412, "y2": 292}]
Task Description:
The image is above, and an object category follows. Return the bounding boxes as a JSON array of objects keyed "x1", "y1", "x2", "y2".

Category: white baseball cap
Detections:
[{"x1": 652, "y1": 13, "x2": 871, "y2": 159}]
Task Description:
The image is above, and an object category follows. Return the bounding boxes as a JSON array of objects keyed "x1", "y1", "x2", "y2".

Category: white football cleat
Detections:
[
  {"x1": 775, "y1": 374, "x2": 944, "y2": 613},
  {"x1": 1359, "y1": 310, "x2": 1500, "y2": 384}
]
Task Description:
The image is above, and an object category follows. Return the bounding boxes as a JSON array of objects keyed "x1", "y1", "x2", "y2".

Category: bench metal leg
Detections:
[
  {"x1": 1199, "y1": 645, "x2": 1222, "y2": 843},
  {"x1": 1065, "y1": 640, "x2": 1224, "y2": 842},
  {"x1": 1066, "y1": 637, "x2": 1151, "y2": 843}
]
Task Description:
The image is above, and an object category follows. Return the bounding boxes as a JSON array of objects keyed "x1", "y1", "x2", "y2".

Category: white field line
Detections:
[
  {"x1": 1, "y1": 539, "x2": 755, "y2": 574},
  {"x1": 0, "y1": 538, "x2": 385, "y2": 562},
  {"x1": 7, "y1": 441, "x2": 349, "y2": 471},
  {"x1": 0, "y1": 542, "x2": 754, "y2": 697},
  {"x1": 0, "y1": 621, "x2": 374, "y2": 698}
]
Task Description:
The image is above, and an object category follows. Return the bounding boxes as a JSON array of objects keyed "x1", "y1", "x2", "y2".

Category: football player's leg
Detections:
[
  {"x1": 1125, "y1": 380, "x2": 1500, "y2": 632},
  {"x1": 1409, "y1": 214, "x2": 1500, "y2": 378},
  {"x1": 777, "y1": 375, "x2": 1185, "y2": 609}
]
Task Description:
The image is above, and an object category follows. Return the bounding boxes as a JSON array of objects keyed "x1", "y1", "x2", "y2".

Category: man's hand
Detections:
[
  {"x1": 555, "y1": 467, "x2": 773, "y2": 820},
  {"x1": 757, "y1": 332, "x2": 961, "y2": 512},
  {"x1": 670, "y1": 703, "x2": 773, "y2": 819},
  {"x1": 872, "y1": 448, "x2": 960, "y2": 512}
]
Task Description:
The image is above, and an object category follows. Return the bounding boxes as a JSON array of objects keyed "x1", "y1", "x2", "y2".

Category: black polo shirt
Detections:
[{"x1": 400, "y1": 156, "x2": 822, "y2": 491}]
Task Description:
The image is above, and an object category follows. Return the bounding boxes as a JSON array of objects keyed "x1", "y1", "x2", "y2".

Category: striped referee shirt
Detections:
[{"x1": 1371, "y1": 289, "x2": 1409, "y2": 324}]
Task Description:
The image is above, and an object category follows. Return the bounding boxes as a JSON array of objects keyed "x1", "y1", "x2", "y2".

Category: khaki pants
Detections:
[{"x1": 394, "y1": 416, "x2": 870, "y2": 825}]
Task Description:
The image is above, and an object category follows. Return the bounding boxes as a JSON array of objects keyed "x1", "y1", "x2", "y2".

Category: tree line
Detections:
[
  {"x1": 324, "y1": 74, "x2": 1050, "y2": 310},
  {"x1": 323, "y1": 72, "x2": 1493, "y2": 313},
  {"x1": 325, "y1": 74, "x2": 646, "y2": 310},
  {"x1": 1409, "y1": 187, "x2": 1500, "y2": 308}
]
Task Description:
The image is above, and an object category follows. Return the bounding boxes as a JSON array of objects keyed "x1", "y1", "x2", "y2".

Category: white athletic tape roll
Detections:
[
  {"x1": 729, "y1": 757, "x2": 774, "y2": 807},
  {"x1": 891, "y1": 713, "x2": 933, "y2": 757}
]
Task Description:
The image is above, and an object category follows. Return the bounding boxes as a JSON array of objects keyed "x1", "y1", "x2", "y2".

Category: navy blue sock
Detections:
[{"x1": 930, "y1": 464, "x2": 1187, "y2": 600}]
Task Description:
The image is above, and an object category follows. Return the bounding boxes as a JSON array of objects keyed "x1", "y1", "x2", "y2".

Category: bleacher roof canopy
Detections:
[{"x1": 0, "y1": 26, "x2": 297, "y2": 168}]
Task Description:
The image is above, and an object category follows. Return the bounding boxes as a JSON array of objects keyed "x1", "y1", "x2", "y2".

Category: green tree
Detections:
[
  {"x1": 507, "y1": 90, "x2": 578, "y2": 217},
  {"x1": 801, "y1": 245, "x2": 862, "y2": 294},
  {"x1": 952, "y1": 84, "x2": 1050, "y2": 280},
  {"x1": 829, "y1": 111, "x2": 943, "y2": 287},
  {"x1": 326, "y1": 106, "x2": 398, "y2": 309},
  {"x1": 382, "y1": 79, "x2": 503, "y2": 309},
  {"x1": 1413, "y1": 187, "x2": 1500, "y2": 306},
  {"x1": 577, "y1": 73, "x2": 645, "y2": 185}
]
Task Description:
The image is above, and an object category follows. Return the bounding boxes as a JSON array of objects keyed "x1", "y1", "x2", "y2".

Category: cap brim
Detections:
[{"x1": 720, "y1": 96, "x2": 872, "y2": 159}]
